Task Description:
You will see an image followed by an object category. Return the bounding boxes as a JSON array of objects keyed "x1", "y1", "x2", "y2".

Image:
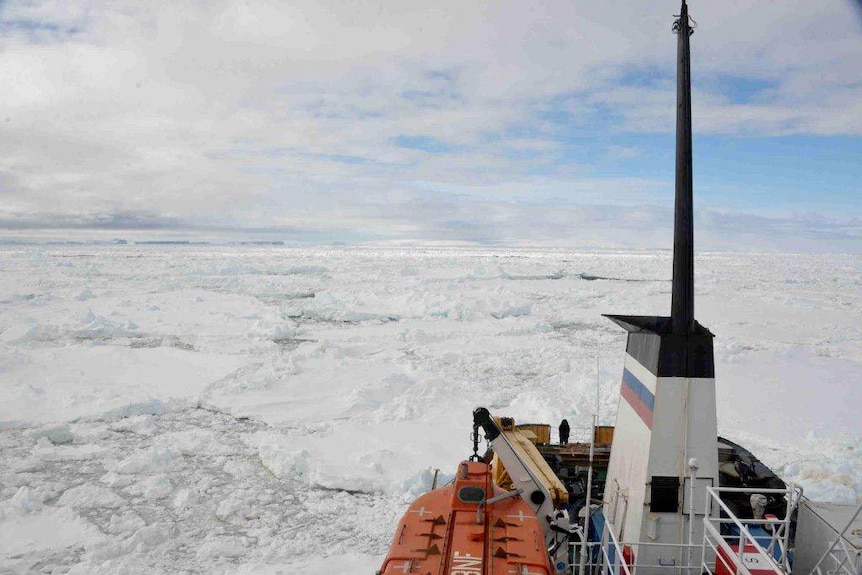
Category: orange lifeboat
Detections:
[{"x1": 378, "y1": 460, "x2": 554, "y2": 575}]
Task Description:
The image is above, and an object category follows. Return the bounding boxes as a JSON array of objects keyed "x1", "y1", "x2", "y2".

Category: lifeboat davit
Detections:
[{"x1": 377, "y1": 460, "x2": 554, "y2": 575}]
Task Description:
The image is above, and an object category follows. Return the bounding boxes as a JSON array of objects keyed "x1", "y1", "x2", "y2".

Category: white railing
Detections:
[
  {"x1": 702, "y1": 485, "x2": 802, "y2": 574},
  {"x1": 810, "y1": 500, "x2": 862, "y2": 575},
  {"x1": 567, "y1": 426, "x2": 594, "y2": 444},
  {"x1": 596, "y1": 517, "x2": 633, "y2": 575},
  {"x1": 573, "y1": 540, "x2": 713, "y2": 575},
  {"x1": 572, "y1": 484, "x2": 802, "y2": 575}
]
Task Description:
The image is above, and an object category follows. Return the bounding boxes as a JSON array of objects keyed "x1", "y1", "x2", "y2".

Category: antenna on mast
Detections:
[{"x1": 671, "y1": 0, "x2": 696, "y2": 335}]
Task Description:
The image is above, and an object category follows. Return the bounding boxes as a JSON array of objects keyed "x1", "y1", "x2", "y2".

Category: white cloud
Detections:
[{"x1": 0, "y1": 0, "x2": 860, "y2": 247}]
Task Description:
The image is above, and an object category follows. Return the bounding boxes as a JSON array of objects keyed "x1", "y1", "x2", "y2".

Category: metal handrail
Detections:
[
  {"x1": 701, "y1": 486, "x2": 792, "y2": 575},
  {"x1": 711, "y1": 483, "x2": 803, "y2": 571},
  {"x1": 810, "y1": 500, "x2": 862, "y2": 575},
  {"x1": 599, "y1": 518, "x2": 633, "y2": 575},
  {"x1": 710, "y1": 487, "x2": 799, "y2": 494},
  {"x1": 577, "y1": 485, "x2": 801, "y2": 575},
  {"x1": 572, "y1": 541, "x2": 714, "y2": 573},
  {"x1": 702, "y1": 519, "x2": 743, "y2": 575}
]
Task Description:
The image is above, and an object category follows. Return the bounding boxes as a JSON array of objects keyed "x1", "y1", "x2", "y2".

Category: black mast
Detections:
[
  {"x1": 671, "y1": 0, "x2": 695, "y2": 335},
  {"x1": 604, "y1": 1, "x2": 713, "y2": 379}
]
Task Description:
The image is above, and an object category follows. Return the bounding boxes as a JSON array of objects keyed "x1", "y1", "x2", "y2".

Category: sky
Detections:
[{"x1": 0, "y1": 0, "x2": 861, "y2": 250}]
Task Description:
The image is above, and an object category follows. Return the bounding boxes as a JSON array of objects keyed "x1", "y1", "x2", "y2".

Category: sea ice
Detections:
[{"x1": 0, "y1": 245, "x2": 858, "y2": 574}]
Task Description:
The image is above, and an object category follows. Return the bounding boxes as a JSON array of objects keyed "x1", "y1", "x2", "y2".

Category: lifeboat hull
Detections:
[{"x1": 378, "y1": 461, "x2": 554, "y2": 575}]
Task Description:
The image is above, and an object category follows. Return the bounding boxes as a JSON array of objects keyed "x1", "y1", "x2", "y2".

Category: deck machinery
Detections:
[{"x1": 377, "y1": 2, "x2": 862, "y2": 574}]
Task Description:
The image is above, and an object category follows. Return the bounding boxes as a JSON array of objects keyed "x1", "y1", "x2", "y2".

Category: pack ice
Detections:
[{"x1": 0, "y1": 245, "x2": 859, "y2": 573}]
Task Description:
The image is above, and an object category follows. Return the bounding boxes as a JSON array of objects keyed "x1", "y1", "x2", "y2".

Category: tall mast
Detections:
[
  {"x1": 671, "y1": 0, "x2": 695, "y2": 335},
  {"x1": 601, "y1": 5, "x2": 718, "y2": 555}
]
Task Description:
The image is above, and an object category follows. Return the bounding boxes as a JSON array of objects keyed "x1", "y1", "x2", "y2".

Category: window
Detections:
[
  {"x1": 457, "y1": 486, "x2": 485, "y2": 503},
  {"x1": 650, "y1": 476, "x2": 680, "y2": 513}
]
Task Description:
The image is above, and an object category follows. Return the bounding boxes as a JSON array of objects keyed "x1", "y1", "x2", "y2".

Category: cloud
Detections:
[{"x1": 0, "y1": 0, "x2": 860, "y2": 249}]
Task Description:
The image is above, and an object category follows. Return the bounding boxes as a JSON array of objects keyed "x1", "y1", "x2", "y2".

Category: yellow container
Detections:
[
  {"x1": 593, "y1": 425, "x2": 614, "y2": 445},
  {"x1": 516, "y1": 423, "x2": 551, "y2": 445}
]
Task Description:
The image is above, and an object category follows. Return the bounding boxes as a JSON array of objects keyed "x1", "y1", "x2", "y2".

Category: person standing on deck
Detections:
[{"x1": 559, "y1": 419, "x2": 570, "y2": 445}]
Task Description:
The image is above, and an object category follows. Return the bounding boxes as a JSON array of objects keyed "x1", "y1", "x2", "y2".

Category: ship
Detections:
[{"x1": 376, "y1": 2, "x2": 862, "y2": 575}]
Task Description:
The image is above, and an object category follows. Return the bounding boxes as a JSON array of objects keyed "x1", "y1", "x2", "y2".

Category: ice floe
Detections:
[{"x1": 0, "y1": 245, "x2": 859, "y2": 573}]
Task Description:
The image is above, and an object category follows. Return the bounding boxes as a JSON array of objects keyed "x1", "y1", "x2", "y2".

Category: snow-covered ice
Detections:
[{"x1": 0, "y1": 245, "x2": 859, "y2": 572}]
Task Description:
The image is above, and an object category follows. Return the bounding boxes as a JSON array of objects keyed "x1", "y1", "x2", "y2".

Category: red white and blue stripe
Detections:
[{"x1": 621, "y1": 368, "x2": 655, "y2": 429}]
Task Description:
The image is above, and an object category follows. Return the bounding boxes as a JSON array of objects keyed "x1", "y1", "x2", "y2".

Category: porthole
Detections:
[{"x1": 457, "y1": 486, "x2": 485, "y2": 503}]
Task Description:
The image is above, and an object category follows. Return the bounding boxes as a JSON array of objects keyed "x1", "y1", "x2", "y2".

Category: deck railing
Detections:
[
  {"x1": 572, "y1": 537, "x2": 714, "y2": 575},
  {"x1": 702, "y1": 485, "x2": 802, "y2": 574},
  {"x1": 571, "y1": 484, "x2": 803, "y2": 575},
  {"x1": 809, "y1": 500, "x2": 862, "y2": 575}
]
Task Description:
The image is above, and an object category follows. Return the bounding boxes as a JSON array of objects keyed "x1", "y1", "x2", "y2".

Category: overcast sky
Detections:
[{"x1": 1, "y1": 1, "x2": 861, "y2": 250}]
